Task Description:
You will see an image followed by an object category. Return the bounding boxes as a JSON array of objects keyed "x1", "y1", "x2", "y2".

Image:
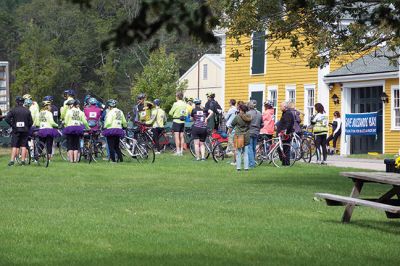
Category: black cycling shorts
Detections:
[
  {"x1": 191, "y1": 127, "x2": 208, "y2": 142},
  {"x1": 11, "y1": 132, "x2": 29, "y2": 148},
  {"x1": 172, "y1": 122, "x2": 185, "y2": 133}
]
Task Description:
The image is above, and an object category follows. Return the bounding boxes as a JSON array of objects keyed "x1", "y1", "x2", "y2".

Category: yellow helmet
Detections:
[
  {"x1": 395, "y1": 157, "x2": 400, "y2": 169},
  {"x1": 42, "y1": 100, "x2": 52, "y2": 106},
  {"x1": 23, "y1": 94, "x2": 32, "y2": 100}
]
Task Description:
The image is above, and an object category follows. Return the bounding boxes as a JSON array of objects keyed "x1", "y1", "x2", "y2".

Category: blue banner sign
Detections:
[{"x1": 345, "y1": 112, "x2": 377, "y2": 136}]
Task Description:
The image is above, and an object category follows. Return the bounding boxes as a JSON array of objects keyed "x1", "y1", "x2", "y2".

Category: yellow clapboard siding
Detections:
[{"x1": 384, "y1": 78, "x2": 400, "y2": 154}]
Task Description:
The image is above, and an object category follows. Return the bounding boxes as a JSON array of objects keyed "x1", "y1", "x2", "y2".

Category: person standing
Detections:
[
  {"x1": 5, "y1": 96, "x2": 33, "y2": 166},
  {"x1": 60, "y1": 89, "x2": 76, "y2": 121},
  {"x1": 327, "y1": 111, "x2": 342, "y2": 155},
  {"x1": 205, "y1": 92, "x2": 222, "y2": 131},
  {"x1": 225, "y1": 99, "x2": 237, "y2": 165},
  {"x1": 146, "y1": 99, "x2": 167, "y2": 154},
  {"x1": 311, "y1": 103, "x2": 329, "y2": 164},
  {"x1": 231, "y1": 104, "x2": 252, "y2": 171},
  {"x1": 63, "y1": 99, "x2": 89, "y2": 163},
  {"x1": 43, "y1": 96, "x2": 59, "y2": 124},
  {"x1": 247, "y1": 100, "x2": 263, "y2": 168},
  {"x1": 260, "y1": 100, "x2": 275, "y2": 140},
  {"x1": 169, "y1": 92, "x2": 187, "y2": 156},
  {"x1": 35, "y1": 101, "x2": 60, "y2": 159},
  {"x1": 103, "y1": 99, "x2": 127, "y2": 162},
  {"x1": 288, "y1": 101, "x2": 302, "y2": 135},
  {"x1": 277, "y1": 101, "x2": 294, "y2": 166},
  {"x1": 191, "y1": 98, "x2": 213, "y2": 161},
  {"x1": 84, "y1": 97, "x2": 102, "y2": 132}
]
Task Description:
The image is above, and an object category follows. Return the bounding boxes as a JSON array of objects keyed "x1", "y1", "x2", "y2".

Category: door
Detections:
[
  {"x1": 250, "y1": 91, "x2": 263, "y2": 111},
  {"x1": 350, "y1": 86, "x2": 383, "y2": 154}
]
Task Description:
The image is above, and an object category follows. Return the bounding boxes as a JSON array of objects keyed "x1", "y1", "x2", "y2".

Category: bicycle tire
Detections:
[
  {"x1": 58, "y1": 139, "x2": 68, "y2": 161},
  {"x1": 212, "y1": 141, "x2": 227, "y2": 163},
  {"x1": 189, "y1": 138, "x2": 211, "y2": 159},
  {"x1": 119, "y1": 138, "x2": 137, "y2": 162},
  {"x1": 135, "y1": 142, "x2": 155, "y2": 163},
  {"x1": 301, "y1": 139, "x2": 312, "y2": 163},
  {"x1": 272, "y1": 143, "x2": 297, "y2": 167}
]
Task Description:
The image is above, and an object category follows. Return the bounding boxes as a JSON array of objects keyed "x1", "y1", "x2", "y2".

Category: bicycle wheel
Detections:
[
  {"x1": 35, "y1": 141, "x2": 49, "y2": 167},
  {"x1": 58, "y1": 139, "x2": 68, "y2": 161},
  {"x1": 189, "y1": 138, "x2": 211, "y2": 159},
  {"x1": 255, "y1": 142, "x2": 265, "y2": 166},
  {"x1": 212, "y1": 141, "x2": 227, "y2": 163},
  {"x1": 135, "y1": 142, "x2": 155, "y2": 163},
  {"x1": 189, "y1": 139, "x2": 196, "y2": 157},
  {"x1": 301, "y1": 139, "x2": 312, "y2": 163},
  {"x1": 272, "y1": 143, "x2": 297, "y2": 167},
  {"x1": 119, "y1": 138, "x2": 137, "y2": 162}
]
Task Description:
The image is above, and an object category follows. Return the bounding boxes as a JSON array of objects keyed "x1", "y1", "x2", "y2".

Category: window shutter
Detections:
[{"x1": 251, "y1": 32, "x2": 265, "y2": 74}]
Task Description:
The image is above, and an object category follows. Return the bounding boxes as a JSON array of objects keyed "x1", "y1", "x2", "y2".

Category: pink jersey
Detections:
[
  {"x1": 84, "y1": 106, "x2": 102, "y2": 131},
  {"x1": 260, "y1": 109, "x2": 275, "y2": 135}
]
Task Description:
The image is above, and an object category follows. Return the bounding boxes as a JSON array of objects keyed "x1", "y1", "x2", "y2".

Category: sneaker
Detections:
[
  {"x1": 230, "y1": 162, "x2": 236, "y2": 166},
  {"x1": 196, "y1": 158, "x2": 201, "y2": 161},
  {"x1": 173, "y1": 152, "x2": 180, "y2": 156},
  {"x1": 201, "y1": 158, "x2": 206, "y2": 161},
  {"x1": 320, "y1": 161, "x2": 327, "y2": 165},
  {"x1": 8, "y1": 161, "x2": 14, "y2": 167},
  {"x1": 237, "y1": 169, "x2": 241, "y2": 171},
  {"x1": 20, "y1": 161, "x2": 26, "y2": 166},
  {"x1": 155, "y1": 151, "x2": 161, "y2": 155}
]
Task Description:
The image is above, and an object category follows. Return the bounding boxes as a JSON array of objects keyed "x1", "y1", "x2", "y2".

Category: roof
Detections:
[
  {"x1": 179, "y1": 54, "x2": 224, "y2": 82},
  {"x1": 326, "y1": 48, "x2": 399, "y2": 78}
]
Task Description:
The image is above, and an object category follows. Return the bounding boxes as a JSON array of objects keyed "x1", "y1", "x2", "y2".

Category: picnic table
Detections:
[{"x1": 315, "y1": 172, "x2": 400, "y2": 223}]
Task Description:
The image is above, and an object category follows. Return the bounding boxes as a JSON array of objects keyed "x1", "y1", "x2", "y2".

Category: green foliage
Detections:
[{"x1": 132, "y1": 48, "x2": 187, "y2": 112}]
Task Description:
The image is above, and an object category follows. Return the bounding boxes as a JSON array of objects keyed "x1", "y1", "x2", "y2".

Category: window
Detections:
[
  {"x1": 391, "y1": 86, "x2": 400, "y2": 129},
  {"x1": 0, "y1": 80, "x2": 5, "y2": 88},
  {"x1": 251, "y1": 31, "x2": 265, "y2": 75},
  {"x1": 0, "y1": 96, "x2": 6, "y2": 102},
  {"x1": 285, "y1": 85, "x2": 296, "y2": 103},
  {"x1": 0, "y1": 104, "x2": 7, "y2": 110},
  {"x1": 267, "y1": 85, "x2": 278, "y2": 121},
  {"x1": 203, "y1": 64, "x2": 208, "y2": 80},
  {"x1": 304, "y1": 85, "x2": 315, "y2": 125}
]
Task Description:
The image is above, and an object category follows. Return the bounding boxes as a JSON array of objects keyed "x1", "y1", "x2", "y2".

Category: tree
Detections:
[
  {"x1": 210, "y1": 0, "x2": 400, "y2": 67},
  {"x1": 132, "y1": 48, "x2": 187, "y2": 112}
]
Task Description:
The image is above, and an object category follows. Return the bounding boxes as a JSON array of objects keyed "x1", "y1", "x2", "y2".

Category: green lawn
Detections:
[{"x1": 0, "y1": 152, "x2": 399, "y2": 265}]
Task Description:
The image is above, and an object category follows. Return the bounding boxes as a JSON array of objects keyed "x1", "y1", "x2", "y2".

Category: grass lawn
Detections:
[{"x1": 0, "y1": 151, "x2": 399, "y2": 265}]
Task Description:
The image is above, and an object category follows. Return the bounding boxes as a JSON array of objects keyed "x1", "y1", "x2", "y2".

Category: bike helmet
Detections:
[
  {"x1": 74, "y1": 99, "x2": 81, "y2": 106},
  {"x1": 43, "y1": 95, "x2": 54, "y2": 102},
  {"x1": 66, "y1": 99, "x2": 75, "y2": 106},
  {"x1": 107, "y1": 99, "x2": 117, "y2": 107},
  {"x1": 153, "y1": 99, "x2": 161, "y2": 106},
  {"x1": 42, "y1": 100, "x2": 52, "y2": 106},
  {"x1": 15, "y1": 96, "x2": 24, "y2": 104},
  {"x1": 88, "y1": 97, "x2": 97, "y2": 106},
  {"x1": 23, "y1": 94, "x2": 32, "y2": 100},
  {"x1": 193, "y1": 98, "x2": 201, "y2": 105},
  {"x1": 67, "y1": 89, "x2": 76, "y2": 96},
  {"x1": 206, "y1": 92, "x2": 215, "y2": 98},
  {"x1": 137, "y1": 93, "x2": 146, "y2": 100},
  {"x1": 24, "y1": 98, "x2": 33, "y2": 107},
  {"x1": 264, "y1": 100, "x2": 274, "y2": 107},
  {"x1": 187, "y1": 97, "x2": 194, "y2": 102}
]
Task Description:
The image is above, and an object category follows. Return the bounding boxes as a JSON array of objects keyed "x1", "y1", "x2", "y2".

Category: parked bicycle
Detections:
[{"x1": 120, "y1": 130, "x2": 155, "y2": 163}]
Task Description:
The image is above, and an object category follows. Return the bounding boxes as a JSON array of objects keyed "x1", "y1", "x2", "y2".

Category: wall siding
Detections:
[{"x1": 385, "y1": 78, "x2": 400, "y2": 154}]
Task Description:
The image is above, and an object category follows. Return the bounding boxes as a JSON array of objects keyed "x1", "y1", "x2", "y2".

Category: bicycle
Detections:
[
  {"x1": 119, "y1": 131, "x2": 155, "y2": 163},
  {"x1": 291, "y1": 131, "x2": 313, "y2": 163},
  {"x1": 255, "y1": 132, "x2": 298, "y2": 167},
  {"x1": 79, "y1": 130, "x2": 104, "y2": 163},
  {"x1": 189, "y1": 130, "x2": 228, "y2": 160},
  {"x1": 17, "y1": 130, "x2": 49, "y2": 167}
]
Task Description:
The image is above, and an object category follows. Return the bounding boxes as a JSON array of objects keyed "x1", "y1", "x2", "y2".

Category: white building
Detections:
[
  {"x1": 0, "y1": 62, "x2": 10, "y2": 113},
  {"x1": 179, "y1": 54, "x2": 225, "y2": 109}
]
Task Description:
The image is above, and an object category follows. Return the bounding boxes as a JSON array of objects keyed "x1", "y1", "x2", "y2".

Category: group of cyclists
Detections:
[{"x1": 2, "y1": 87, "x2": 341, "y2": 168}]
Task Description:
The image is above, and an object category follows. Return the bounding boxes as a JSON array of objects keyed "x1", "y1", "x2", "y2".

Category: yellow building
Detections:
[{"x1": 218, "y1": 31, "x2": 399, "y2": 155}]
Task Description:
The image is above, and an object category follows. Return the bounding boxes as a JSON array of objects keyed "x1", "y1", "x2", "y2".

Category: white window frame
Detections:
[
  {"x1": 249, "y1": 31, "x2": 267, "y2": 76},
  {"x1": 203, "y1": 64, "x2": 208, "y2": 80},
  {"x1": 267, "y1": 85, "x2": 278, "y2": 122},
  {"x1": 304, "y1": 84, "x2": 316, "y2": 126},
  {"x1": 248, "y1": 83, "x2": 265, "y2": 109},
  {"x1": 391, "y1": 85, "x2": 400, "y2": 130},
  {"x1": 285, "y1": 85, "x2": 296, "y2": 103}
]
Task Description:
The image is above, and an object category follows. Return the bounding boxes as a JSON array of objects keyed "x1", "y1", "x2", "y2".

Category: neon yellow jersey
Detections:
[
  {"x1": 169, "y1": 100, "x2": 187, "y2": 124},
  {"x1": 60, "y1": 97, "x2": 74, "y2": 121},
  {"x1": 64, "y1": 107, "x2": 89, "y2": 129},
  {"x1": 35, "y1": 110, "x2": 58, "y2": 129},
  {"x1": 29, "y1": 102, "x2": 40, "y2": 122},
  {"x1": 146, "y1": 107, "x2": 166, "y2": 128},
  {"x1": 104, "y1": 108, "x2": 127, "y2": 129}
]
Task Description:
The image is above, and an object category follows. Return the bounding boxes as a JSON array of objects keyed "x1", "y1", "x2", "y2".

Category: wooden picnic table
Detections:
[{"x1": 315, "y1": 172, "x2": 400, "y2": 223}]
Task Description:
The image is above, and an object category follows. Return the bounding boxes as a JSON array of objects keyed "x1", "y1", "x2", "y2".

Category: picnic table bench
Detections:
[{"x1": 315, "y1": 172, "x2": 400, "y2": 223}]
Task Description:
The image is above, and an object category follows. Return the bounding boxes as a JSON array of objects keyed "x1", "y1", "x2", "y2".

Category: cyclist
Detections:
[
  {"x1": 260, "y1": 100, "x2": 275, "y2": 142},
  {"x1": 84, "y1": 97, "x2": 102, "y2": 132},
  {"x1": 132, "y1": 93, "x2": 146, "y2": 122},
  {"x1": 247, "y1": 99, "x2": 263, "y2": 168},
  {"x1": 205, "y1": 92, "x2": 222, "y2": 131},
  {"x1": 63, "y1": 99, "x2": 89, "y2": 163},
  {"x1": 61, "y1": 89, "x2": 76, "y2": 121},
  {"x1": 145, "y1": 99, "x2": 166, "y2": 154},
  {"x1": 185, "y1": 97, "x2": 194, "y2": 122},
  {"x1": 277, "y1": 101, "x2": 294, "y2": 166},
  {"x1": 311, "y1": 103, "x2": 328, "y2": 164},
  {"x1": 43, "y1": 95, "x2": 59, "y2": 124},
  {"x1": 23, "y1": 94, "x2": 39, "y2": 122},
  {"x1": 231, "y1": 104, "x2": 252, "y2": 171},
  {"x1": 35, "y1": 101, "x2": 60, "y2": 158},
  {"x1": 103, "y1": 99, "x2": 127, "y2": 163},
  {"x1": 225, "y1": 99, "x2": 237, "y2": 165},
  {"x1": 327, "y1": 111, "x2": 342, "y2": 155},
  {"x1": 4, "y1": 96, "x2": 33, "y2": 166},
  {"x1": 169, "y1": 91, "x2": 187, "y2": 156},
  {"x1": 191, "y1": 98, "x2": 213, "y2": 161}
]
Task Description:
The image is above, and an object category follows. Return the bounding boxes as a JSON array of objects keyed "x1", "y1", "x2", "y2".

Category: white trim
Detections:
[
  {"x1": 248, "y1": 83, "x2": 266, "y2": 108},
  {"x1": 179, "y1": 54, "x2": 223, "y2": 82},
  {"x1": 342, "y1": 80, "x2": 385, "y2": 89},
  {"x1": 249, "y1": 31, "x2": 267, "y2": 76},
  {"x1": 391, "y1": 85, "x2": 400, "y2": 130},
  {"x1": 285, "y1": 84, "x2": 296, "y2": 102},
  {"x1": 324, "y1": 71, "x2": 398, "y2": 83},
  {"x1": 304, "y1": 84, "x2": 316, "y2": 126},
  {"x1": 267, "y1": 85, "x2": 278, "y2": 121}
]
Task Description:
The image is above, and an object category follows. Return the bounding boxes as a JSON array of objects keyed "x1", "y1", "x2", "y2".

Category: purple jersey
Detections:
[{"x1": 191, "y1": 107, "x2": 207, "y2": 128}]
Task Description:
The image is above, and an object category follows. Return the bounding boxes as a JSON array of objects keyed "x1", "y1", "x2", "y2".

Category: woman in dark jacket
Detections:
[{"x1": 231, "y1": 104, "x2": 252, "y2": 171}]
